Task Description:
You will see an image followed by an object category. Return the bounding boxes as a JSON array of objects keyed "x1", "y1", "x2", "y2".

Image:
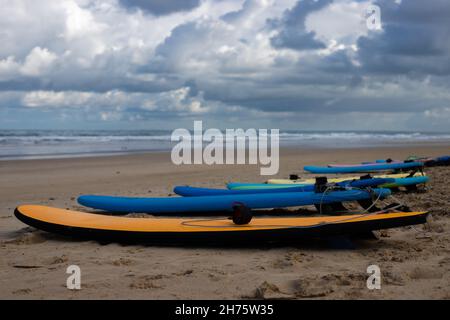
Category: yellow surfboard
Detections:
[
  {"x1": 267, "y1": 172, "x2": 423, "y2": 185},
  {"x1": 15, "y1": 205, "x2": 428, "y2": 244}
]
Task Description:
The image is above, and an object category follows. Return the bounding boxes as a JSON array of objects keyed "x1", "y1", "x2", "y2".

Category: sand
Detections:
[{"x1": 0, "y1": 145, "x2": 449, "y2": 299}]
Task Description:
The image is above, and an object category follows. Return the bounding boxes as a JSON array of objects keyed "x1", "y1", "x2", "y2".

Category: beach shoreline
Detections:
[{"x1": 1, "y1": 144, "x2": 449, "y2": 299}]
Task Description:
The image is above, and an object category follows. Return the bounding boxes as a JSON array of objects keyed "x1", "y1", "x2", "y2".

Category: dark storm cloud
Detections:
[
  {"x1": 145, "y1": 21, "x2": 201, "y2": 73},
  {"x1": 219, "y1": 92, "x2": 446, "y2": 115},
  {"x1": 357, "y1": 0, "x2": 450, "y2": 75},
  {"x1": 269, "y1": 0, "x2": 332, "y2": 50},
  {"x1": 316, "y1": 50, "x2": 356, "y2": 74},
  {"x1": 119, "y1": 0, "x2": 201, "y2": 16}
]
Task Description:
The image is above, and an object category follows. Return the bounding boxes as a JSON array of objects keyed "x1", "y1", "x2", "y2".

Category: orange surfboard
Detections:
[{"x1": 15, "y1": 205, "x2": 428, "y2": 244}]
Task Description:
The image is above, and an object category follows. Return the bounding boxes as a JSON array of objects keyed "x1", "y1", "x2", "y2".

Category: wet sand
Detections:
[{"x1": 0, "y1": 145, "x2": 449, "y2": 299}]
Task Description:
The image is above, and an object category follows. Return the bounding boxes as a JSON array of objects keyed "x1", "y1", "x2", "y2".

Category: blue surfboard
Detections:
[
  {"x1": 227, "y1": 182, "x2": 308, "y2": 190},
  {"x1": 174, "y1": 185, "x2": 312, "y2": 196},
  {"x1": 389, "y1": 176, "x2": 429, "y2": 187},
  {"x1": 363, "y1": 156, "x2": 449, "y2": 166},
  {"x1": 78, "y1": 188, "x2": 391, "y2": 214},
  {"x1": 225, "y1": 178, "x2": 393, "y2": 192},
  {"x1": 433, "y1": 156, "x2": 450, "y2": 166},
  {"x1": 304, "y1": 161, "x2": 423, "y2": 174},
  {"x1": 175, "y1": 178, "x2": 393, "y2": 197}
]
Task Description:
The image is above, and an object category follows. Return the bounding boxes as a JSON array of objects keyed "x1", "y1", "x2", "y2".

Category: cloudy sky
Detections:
[{"x1": 0, "y1": 0, "x2": 449, "y2": 131}]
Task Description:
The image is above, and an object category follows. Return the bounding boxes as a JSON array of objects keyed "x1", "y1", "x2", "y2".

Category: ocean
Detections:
[{"x1": 0, "y1": 129, "x2": 449, "y2": 160}]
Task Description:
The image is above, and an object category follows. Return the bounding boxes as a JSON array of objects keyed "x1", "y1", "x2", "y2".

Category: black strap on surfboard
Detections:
[{"x1": 231, "y1": 202, "x2": 253, "y2": 225}]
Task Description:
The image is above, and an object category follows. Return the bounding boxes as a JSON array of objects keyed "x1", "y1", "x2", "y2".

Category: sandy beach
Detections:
[{"x1": 1, "y1": 145, "x2": 449, "y2": 299}]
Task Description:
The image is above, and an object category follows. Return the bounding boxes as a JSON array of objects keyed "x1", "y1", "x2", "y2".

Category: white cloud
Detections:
[
  {"x1": 306, "y1": 0, "x2": 370, "y2": 46},
  {"x1": 63, "y1": 1, "x2": 106, "y2": 40},
  {"x1": 20, "y1": 47, "x2": 58, "y2": 76},
  {"x1": 22, "y1": 90, "x2": 91, "y2": 107},
  {"x1": 21, "y1": 87, "x2": 213, "y2": 115},
  {"x1": 0, "y1": 0, "x2": 449, "y2": 131}
]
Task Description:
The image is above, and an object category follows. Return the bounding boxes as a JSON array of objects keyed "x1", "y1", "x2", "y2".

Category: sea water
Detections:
[{"x1": 0, "y1": 129, "x2": 449, "y2": 160}]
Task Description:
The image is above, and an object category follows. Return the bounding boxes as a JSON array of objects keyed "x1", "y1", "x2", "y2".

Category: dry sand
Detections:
[{"x1": 0, "y1": 145, "x2": 449, "y2": 299}]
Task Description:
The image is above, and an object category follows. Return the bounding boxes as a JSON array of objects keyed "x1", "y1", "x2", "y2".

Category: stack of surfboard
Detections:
[
  {"x1": 270, "y1": 159, "x2": 431, "y2": 191},
  {"x1": 14, "y1": 157, "x2": 436, "y2": 244}
]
